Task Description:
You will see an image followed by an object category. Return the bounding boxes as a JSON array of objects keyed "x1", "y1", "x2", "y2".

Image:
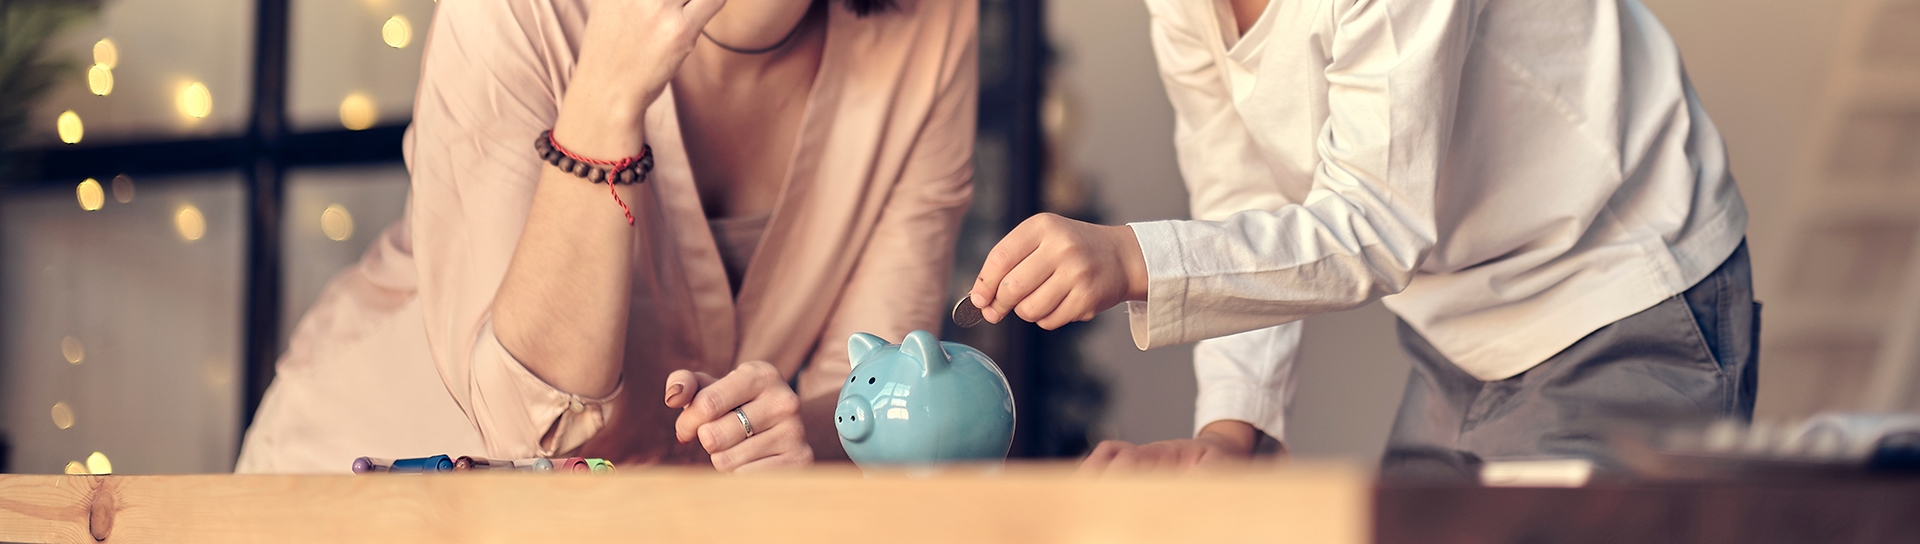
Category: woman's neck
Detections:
[{"x1": 695, "y1": 0, "x2": 823, "y2": 70}]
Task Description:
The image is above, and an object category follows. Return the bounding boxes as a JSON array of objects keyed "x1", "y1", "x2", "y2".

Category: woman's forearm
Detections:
[{"x1": 491, "y1": 83, "x2": 652, "y2": 399}]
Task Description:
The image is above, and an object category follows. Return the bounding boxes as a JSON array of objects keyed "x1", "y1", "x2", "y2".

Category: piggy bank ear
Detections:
[
  {"x1": 901, "y1": 330, "x2": 950, "y2": 376},
  {"x1": 847, "y1": 332, "x2": 890, "y2": 369}
]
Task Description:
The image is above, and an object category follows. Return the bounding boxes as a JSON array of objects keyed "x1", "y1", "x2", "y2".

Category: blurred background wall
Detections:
[{"x1": 1049, "y1": 0, "x2": 1920, "y2": 461}]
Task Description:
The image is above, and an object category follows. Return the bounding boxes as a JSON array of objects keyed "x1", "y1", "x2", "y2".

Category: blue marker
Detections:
[{"x1": 389, "y1": 455, "x2": 456, "y2": 473}]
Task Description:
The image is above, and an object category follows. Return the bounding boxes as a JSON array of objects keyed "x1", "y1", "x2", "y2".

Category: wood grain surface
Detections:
[{"x1": 0, "y1": 463, "x2": 1369, "y2": 543}]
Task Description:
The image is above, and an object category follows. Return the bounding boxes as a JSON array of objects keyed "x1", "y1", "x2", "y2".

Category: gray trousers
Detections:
[{"x1": 1382, "y1": 242, "x2": 1759, "y2": 479}]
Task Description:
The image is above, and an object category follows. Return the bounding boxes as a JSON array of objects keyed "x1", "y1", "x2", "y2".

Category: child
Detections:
[{"x1": 974, "y1": 0, "x2": 1755, "y2": 476}]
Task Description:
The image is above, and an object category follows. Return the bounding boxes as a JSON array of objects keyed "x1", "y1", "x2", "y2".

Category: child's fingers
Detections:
[
  {"x1": 1106, "y1": 446, "x2": 1142, "y2": 476},
  {"x1": 972, "y1": 218, "x2": 1047, "y2": 309},
  {"x1": 1077, "y1": 440, "x2": 1129, "y2": 477},
  {"x1": 1036, "y1": 287, "x2": 1097, "y2": 330},
  {"x1": 1013, "y1": 274, "x2": 1074, "y2": 325},
  {"x1": 985, "y1": 252, "x2": 1056, "y2": 323}
]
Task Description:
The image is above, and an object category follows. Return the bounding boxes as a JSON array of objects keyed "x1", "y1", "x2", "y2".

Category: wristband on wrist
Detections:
[{"x1": 535, "y1": 129, "x2": 653, "y2": 225}]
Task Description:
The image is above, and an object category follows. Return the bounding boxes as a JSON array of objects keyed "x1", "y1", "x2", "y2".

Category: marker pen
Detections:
[
  {"x1": 454, "y1": 456, "x2": 491, "y2": 471},
  {"x1": 389, "y1": 455, "x2": 456, "y2": 473},
  {"x1": 351, "y1": 457, "x2": 393, "y2": 474},
  {"x1": 585, "y1": 458, "x2": 616, "y2": 474},
  {"x1": 552, "y1": 457, "x2": 590, "y2": 472},
  {"x1": 513, "y1": 458, "x2": 555, "y2": 471}
]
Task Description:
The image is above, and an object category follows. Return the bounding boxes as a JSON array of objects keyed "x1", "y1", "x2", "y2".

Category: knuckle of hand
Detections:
[
  {"x1": 700, "y1": 393, "x2": 729, "y2": 416},
  {"x1": 986, "y1": 250, "x2": 1015, "y2": 269},
  {"x1": 769, "y1": 392, "x2": 799, "y2": 415}
]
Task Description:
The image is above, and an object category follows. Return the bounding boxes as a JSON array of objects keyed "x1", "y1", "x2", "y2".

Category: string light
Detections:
[
  {"x1": 51, "y1": 402, "x2": 74, "y2": 429},
  {"x1": 112, "y1": 174, "x2": 135, "y2": 203},
  {"x1": 86, "y1": 452, "x2": 113, "y2": 475},
  {"x1": 175, "y1": 204, "x2": 206, "y2": 242},
  {"x1": 176, "y1": 82, "x2": 212, "y2": 120},
  {"x1": 338, "y1": 93, "x2": 377, "y2": 131},
  {"x1": 57, "y1": 111, "x2": 83, "y2": 144},
  {"x1": 76, "y1": 178, "x2": 105, "y2": 211},
  {"x1": 61, "y1": 335, "x2": 85, "y2": 364},
  {"x1": 321, "y1": 204, "x2": 355, "y2": 241},
  {"x1": 382, "y1": 15, "x2": 412, "y2": 48},
  {"x1": 88, "y1": 65, "x2": 114, "y2": 96},
  {"x1": 93, "y1": 39, "x2": 118, "y2": 69}
]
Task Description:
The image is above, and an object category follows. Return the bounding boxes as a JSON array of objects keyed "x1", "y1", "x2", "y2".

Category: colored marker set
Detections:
[{"x1": 352, "y1": 455, "x2": 616, "y2": 474}]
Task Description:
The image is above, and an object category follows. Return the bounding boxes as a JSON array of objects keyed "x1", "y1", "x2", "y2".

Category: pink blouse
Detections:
[{"x1": 236, "y1": 0, "x2": 977, "y2": 472}]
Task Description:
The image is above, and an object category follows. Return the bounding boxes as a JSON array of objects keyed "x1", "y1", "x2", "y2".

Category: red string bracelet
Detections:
[{"x1": 535, "y1": 130, "x2": 653, "y2": 225}]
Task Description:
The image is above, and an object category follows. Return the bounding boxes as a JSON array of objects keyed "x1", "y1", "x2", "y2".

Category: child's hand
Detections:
[
  {"x1": 968, "y1": 213, "x2": 1150, "y2": 330},
  {"x1": 1076, "y1": 421, "x2": 1268, "y2": 476}
]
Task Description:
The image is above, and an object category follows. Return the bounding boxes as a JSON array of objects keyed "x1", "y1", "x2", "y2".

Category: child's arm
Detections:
[{"x1": 968, "y1": 0, "x2": 1478, "y2": 347}]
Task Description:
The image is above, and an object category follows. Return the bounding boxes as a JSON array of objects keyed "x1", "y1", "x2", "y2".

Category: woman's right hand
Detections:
[
  {"x1": 570, "y1": 0, "x2": 729, "y2": 122},
  {"x1": 663, "y1": 362, "x2": 814, "y2": 473}
]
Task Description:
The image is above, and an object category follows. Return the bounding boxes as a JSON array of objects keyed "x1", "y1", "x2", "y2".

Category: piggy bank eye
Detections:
[
  {"x1": 849, "y1": 375, "x2": 855, "y2": 382},
  {"x1": 868, "y1": 377, "x2": 876, "y2": 384}
]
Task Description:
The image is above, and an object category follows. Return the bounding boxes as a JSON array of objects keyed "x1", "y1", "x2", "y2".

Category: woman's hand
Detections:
[
  {"x1": 664, "y1": 361, "x2": 814, "y2": 473},
  {"x1": 569, "y1": 0, "x2": 729, "y2": 123}
]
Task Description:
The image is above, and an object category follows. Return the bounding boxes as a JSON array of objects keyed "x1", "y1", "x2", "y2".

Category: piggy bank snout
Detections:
[{"x1": 835, "y1": 396, "x2": 875, "y2": 443}]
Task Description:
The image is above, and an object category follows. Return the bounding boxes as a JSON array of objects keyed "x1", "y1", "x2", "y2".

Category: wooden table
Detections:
[
  {"x1": 0, "y1": 463, "x2": 1368, "y2": 543},
  {"x1": 5, "y1": 463, "x2": 1919, "y2": 543}
]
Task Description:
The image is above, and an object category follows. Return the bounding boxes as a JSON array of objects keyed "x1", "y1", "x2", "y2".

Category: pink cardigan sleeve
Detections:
[
  {"x1": 793, "y1": 1, "x2": 979, "y2": 408},
  {"x1": 404, "y1": 0, "x2": 610, "y2": 459}
]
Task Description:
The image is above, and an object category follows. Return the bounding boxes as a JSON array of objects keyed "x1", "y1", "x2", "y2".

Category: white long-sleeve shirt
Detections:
[{"x1": 1127, "y1": 0, "x2": 1748, "y2": 440}]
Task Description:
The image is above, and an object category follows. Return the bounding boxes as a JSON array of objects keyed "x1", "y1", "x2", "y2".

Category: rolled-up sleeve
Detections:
[
  {"x1": 1191, "y1": 323, "x2": 1300, "y2": 441},
  {"x1": 1126, "y1": 0, "x2": 1475, "y2": 350},
  {"x1": 405, "y1": 0, "x2": 610, "y2": 458}
]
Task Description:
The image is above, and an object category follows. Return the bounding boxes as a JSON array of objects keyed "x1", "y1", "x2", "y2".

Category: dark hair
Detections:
[{"x1": 842, "y1": 0, "x2": 894, "y2": 17}]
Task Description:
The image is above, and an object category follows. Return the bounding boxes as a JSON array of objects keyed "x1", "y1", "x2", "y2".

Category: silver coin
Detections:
[{"x1": 951, "y1": 296, "x2": 986, "y2": 328}]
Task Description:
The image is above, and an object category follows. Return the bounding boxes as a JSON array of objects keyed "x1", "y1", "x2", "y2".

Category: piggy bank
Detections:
[{"x1": 835, "y1": 330, "x2": 1015, "y2": 466}]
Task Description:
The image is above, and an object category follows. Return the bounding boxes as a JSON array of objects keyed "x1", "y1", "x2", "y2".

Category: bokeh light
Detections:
[
  {"x1": 64, "y1": 461, "x2": 87, "y2": 475},
  {"x1": 176, "y1": 82, "x2": 213, "y2": 120},
  {"x1": 93, "y1": 39, "x2": 118, "y2": 69},
  {"x1": 86, "y1": 452, "x2": 113, "y2": 475},
  {"x1": 338, "y1": 93, "x2": 377, "y2": 131},
  {"x1": 51, "y1": 402, "x2": 75, "y2": 429},
  {"x1": 61, "y1": 335, "x2": 85, "y2": 364},
  {"x1": 57, "y1": 110, "x2": 83, "y2": 144},
  {"x1": 76, "y1": 178, "x2": 105, "y2": 211},
  {"x1": 88, "y1": 65, "x2": 114, "y2": 96},
  {"x1": 112, "y1": 174, "x2": 135, "y2": 203},
  {"x1": 175, "y1": 204, "x2": 207, "y2": 242},
  {"x1": 321, "y1": 203, "x2": 355, "y2": 241},
  {"x1": 382, "y1": 15, "x2": 412, "y2": 48}
]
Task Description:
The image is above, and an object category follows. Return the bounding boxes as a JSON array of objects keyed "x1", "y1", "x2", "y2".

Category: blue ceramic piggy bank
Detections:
[{"x1": 835, "y1": 330, "x2": 1015, "y2": 467}]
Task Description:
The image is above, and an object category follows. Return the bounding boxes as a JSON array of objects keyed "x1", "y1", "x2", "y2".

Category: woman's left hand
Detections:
[{"x1": 665, "y1": 361, "x2": 814, "y2": 473}]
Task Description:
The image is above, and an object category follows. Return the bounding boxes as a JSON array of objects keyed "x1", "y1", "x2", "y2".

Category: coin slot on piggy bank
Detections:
[{"x1": 835, "y1": 330, "x2": 1016, "y2": 468}]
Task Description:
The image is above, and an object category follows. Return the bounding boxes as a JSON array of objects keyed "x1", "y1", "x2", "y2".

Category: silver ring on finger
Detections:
[{"x1": 734, "y1": 407, "x2": 754, "y2": 438}]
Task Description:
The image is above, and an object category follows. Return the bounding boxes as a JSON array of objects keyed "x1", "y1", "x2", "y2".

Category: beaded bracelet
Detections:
[{"x1": 535, "y1": 130, "x2": 654, "y2": 224}]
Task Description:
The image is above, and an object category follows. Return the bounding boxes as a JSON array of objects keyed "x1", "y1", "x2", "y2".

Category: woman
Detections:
[{"x1": 236, "y1": 0, "x2": 976, "y2": 472}]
